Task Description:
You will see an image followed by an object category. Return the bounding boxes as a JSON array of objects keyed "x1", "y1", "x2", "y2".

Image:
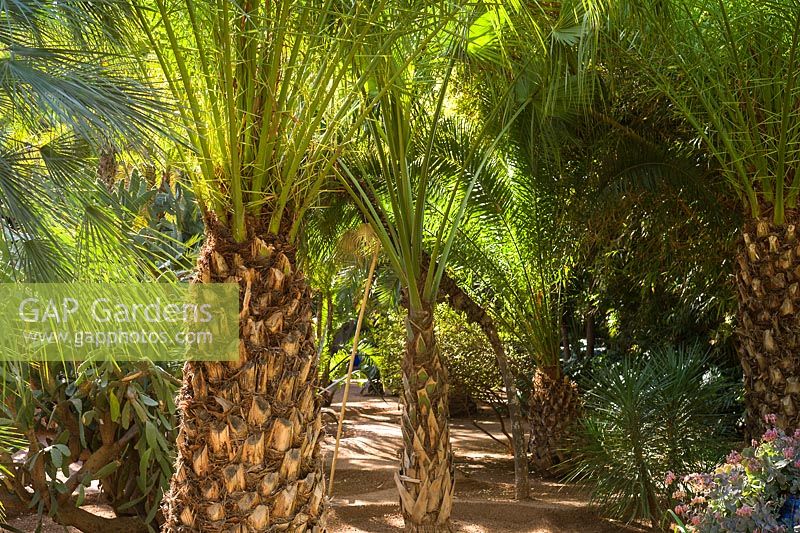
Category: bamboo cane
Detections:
[{"x1": 328, "y1": 248, "x2": 380, "y2": 496}]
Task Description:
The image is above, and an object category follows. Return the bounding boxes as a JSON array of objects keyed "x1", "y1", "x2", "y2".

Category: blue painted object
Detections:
[{"x1": 780, "y1": 494, "x2": 800, "y2": 529}]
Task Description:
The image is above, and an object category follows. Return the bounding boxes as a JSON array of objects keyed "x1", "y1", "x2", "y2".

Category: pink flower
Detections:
[
  {"x1": 727, "y1": 451, "x2": 742, "y2": 464},
  {"x1": 691, "y1": 516, "x2": 701, "y2": 526},
  {"x1": 785, "y1": 447, "x2": 795, "y2": 459},
  {"x1": 764, "y1": 428, "x2": 779, "y2": 442},
  {"x1": 744, "y1": 457, "x2": 762, "y2": 472},
  {"x1": 793, "y1": 428, "x2": 800, "y2": 440},
  {"x1": 674, "y1": 505, "x2": 687, "y2": 516},
  {"x1": 690, "y1": 496, "x2": 706, "y2": 505},
  {"x1": 672, "y1": 490, "x2": 686, "y2": 500},
  {"x1": 794, "y1": 459, "x2": 800, "y2": 468},
  {"x1": 665, "y1": 471, "x2": 677, "y2": 485},
  {"x1": 765, "y1": 413, "x2": 778, "y2": 424},
  {"x1": 736, "y1": 505, "x2": 753, "y2": 517}
]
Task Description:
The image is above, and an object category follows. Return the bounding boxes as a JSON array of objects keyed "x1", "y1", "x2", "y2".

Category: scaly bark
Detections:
[
  {"x1": 528, "y1": 367, "x2": 581, "y2": 473},
  {"x1": 163, "y1": 219, "x2": 326, "y2": 532},
  {"x1": 736, "y1": 213, "x2": 800, "y2": 437},
  {"x1": 97, "y1": 142, "x2": 117, "y2": 193},
  {"x1": 396, "y1": 303, "x2": 454, "y2": 533}
]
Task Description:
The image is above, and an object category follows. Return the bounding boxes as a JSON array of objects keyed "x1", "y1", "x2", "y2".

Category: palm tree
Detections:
[
  {"x1": 135, "y1": 1, "x2": 454, "y2": 529},
  {"x1": 610, "y1": 0, "x2": 800, "y2": 436},
  {"x1": 340, "y1": 39, "x2": 522, "y2": 526},
  {"x1": 448, "y1": 0, "x2": 608, "y2": 473}
]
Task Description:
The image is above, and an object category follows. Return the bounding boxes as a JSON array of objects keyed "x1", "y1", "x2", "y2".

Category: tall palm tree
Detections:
[
  {"x1": 136, "y1": 1, "x2": 453, "y2": 530},
  {"x1": 340, "y1": 41, "x2": 522, "y2": 527},
  {"x1": 611, "y1": 0, "x2": 800, "y2": 436}
]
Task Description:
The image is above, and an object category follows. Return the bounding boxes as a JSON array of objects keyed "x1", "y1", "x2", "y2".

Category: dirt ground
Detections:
[
  {"x1": 322, "y1": 391, "x2": 646, "y2": 533},
  {"x1": 3, "y1": 390, "x2": 648, "y2": 532}
]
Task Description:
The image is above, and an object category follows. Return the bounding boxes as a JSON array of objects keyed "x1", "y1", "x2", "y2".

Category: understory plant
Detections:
[
  {"x1": 670, "y1": 419, "x2": 800, "y2": 532},
  {"x1": 566, "y1": 345, "x2": 738, "y2": 524}
]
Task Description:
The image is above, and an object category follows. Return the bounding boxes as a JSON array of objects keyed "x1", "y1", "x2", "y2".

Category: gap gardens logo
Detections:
[{"x1": 0, "y1": 284, "x2": 239, "y2": 361}]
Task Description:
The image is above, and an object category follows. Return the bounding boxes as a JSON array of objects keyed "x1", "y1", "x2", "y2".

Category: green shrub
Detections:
[
  {"x1": 369, "y1": 308, "x2": 405, "y2": 394},
  {"x1": 0, "y1": 360, "x2": 179, "y2": 529},
  {"x1": 566, "y1": 345, "x2": 739, "y2": 524}
]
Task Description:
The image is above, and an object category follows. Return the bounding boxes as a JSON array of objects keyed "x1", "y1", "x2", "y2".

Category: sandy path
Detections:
[{"x1": 323, "y1": 391, "x2": 647, "y2": 533}]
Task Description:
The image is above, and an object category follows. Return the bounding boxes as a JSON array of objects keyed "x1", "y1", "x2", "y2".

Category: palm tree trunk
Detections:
[
  {"x1": 97, "y1": 142, "x2": 117, "y2": 193},
  {"x1": 528, "y1": 366, "x2": 581, "y2": 473},
  {"x1": 320, "y1": 293, "x2": 335, "y2": 389},
  {"x1": 736, "y1": 214, "x2": 800, "y2": 437},
  {"x1": 396, "y1": 302, "x2": 454, "y2": 533},
  {"x1": 163, "y1": 220, "x2": 326, "y2": 532}
]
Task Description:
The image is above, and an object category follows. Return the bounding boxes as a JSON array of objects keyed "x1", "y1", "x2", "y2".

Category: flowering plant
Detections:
[{"x1": 668, "y1": 416, "x2": 800, "y2": 532}]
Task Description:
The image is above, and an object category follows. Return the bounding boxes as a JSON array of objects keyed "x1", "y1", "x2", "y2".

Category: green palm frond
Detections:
[
  {"x1": 1, "y1": 0, "x2": 170, "y2": 143},
  {"x1": 617, "y1": 0, "x2": 800, "y2": 223},
  {"x1": 138, "y1": 0, "x2": 455, "y2": 243}
]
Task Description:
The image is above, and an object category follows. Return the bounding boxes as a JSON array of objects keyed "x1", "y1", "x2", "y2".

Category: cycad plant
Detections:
[
  {"x1": 616, "y1": 0, "x2": 800, "y2": 436},
  {"x1": 136, "y1": 1, "x2": 451, "y2": 530}
]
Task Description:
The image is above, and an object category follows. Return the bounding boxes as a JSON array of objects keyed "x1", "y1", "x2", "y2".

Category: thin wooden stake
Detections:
[{"x1": 328, "y1": 249, "x2": 379, "y2": 496}]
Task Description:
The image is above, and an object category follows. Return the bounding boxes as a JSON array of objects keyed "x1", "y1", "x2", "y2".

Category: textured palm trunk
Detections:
[
  {"x1": 736, "y1": 213, "x2": 800, "y2": 437},
  {"x1": 97, "y1": 142, "x2": 117, "y2": 193},
  {"x1": 396, "y1": 303, "x2": 454, "y2": 532},
  {"x1": 163, "y1": 219, "x2": 326, "y2": 532},
  {"x1": 528, "y1": 367, "x2": 581, "y2": 473}
]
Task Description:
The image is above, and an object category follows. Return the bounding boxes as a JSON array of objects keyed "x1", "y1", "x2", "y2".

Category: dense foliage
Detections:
[
  {"x1": 5, "y1": 0, "x2": 800, "y2": 531},
  {"x1": 567, "y1": 346, "x2": 738, "y2": 523}
]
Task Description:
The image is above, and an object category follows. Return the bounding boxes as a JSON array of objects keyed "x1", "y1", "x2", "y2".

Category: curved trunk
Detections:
[
  {"x1": 435, "y1": 267, "x2": 529, "y2": 499},
  {"x1": 396, "y1": 303, "x2": 454, "y2": 532},
  {"x1": 737, "y1": 214, "x2": 800, "y2": 437},
  {"x1": 163, "y1": 222, "x2": 326, "y2": 532},
  {"x1": 528, "y1": 367, "x2": 581, "y2": 473}
]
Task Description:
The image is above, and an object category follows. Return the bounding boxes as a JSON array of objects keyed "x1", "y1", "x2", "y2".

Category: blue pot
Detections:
[{"x1": 780, "y1": 494, "x2": 800, "y2": 529}]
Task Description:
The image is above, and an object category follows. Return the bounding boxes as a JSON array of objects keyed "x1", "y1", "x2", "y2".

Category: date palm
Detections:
[
  {"x1": 340, "y1": 41, "x2": 522, "y2": 527},
  {"x1": 135, "y1": 1, "x2": 454, "y2": 530},
  {"x1": 451, "y1": 0, "x2": 602, "y2": 473},
  {"x1": 613, "y1": 0, "x2": 800, "y2": 436}
]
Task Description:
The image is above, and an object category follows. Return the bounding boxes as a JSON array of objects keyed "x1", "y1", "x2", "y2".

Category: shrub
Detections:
[
  {"x1": 0, "y1": 360, "x2": 179, "y2": 530},
  {"x1": 670, "y1": 420, "x2": 800, "y2": 532},
  {"x1": 566, "y1": 345, "x2": 738, "y2": 524},
  {"x1": 369, "y1": 305, "x2": 522, "y2": 413}
]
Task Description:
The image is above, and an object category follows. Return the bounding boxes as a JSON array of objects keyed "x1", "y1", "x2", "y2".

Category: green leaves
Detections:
[
  {"x1": 137, "y1": 0, "x2": 448, "y2": 242},
  {"x1": 618, "y1": 0, "x2": 800, "y2": 223},
  {"x1": 45, "y1": 444, "x2": 70, "y2": 469}
]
